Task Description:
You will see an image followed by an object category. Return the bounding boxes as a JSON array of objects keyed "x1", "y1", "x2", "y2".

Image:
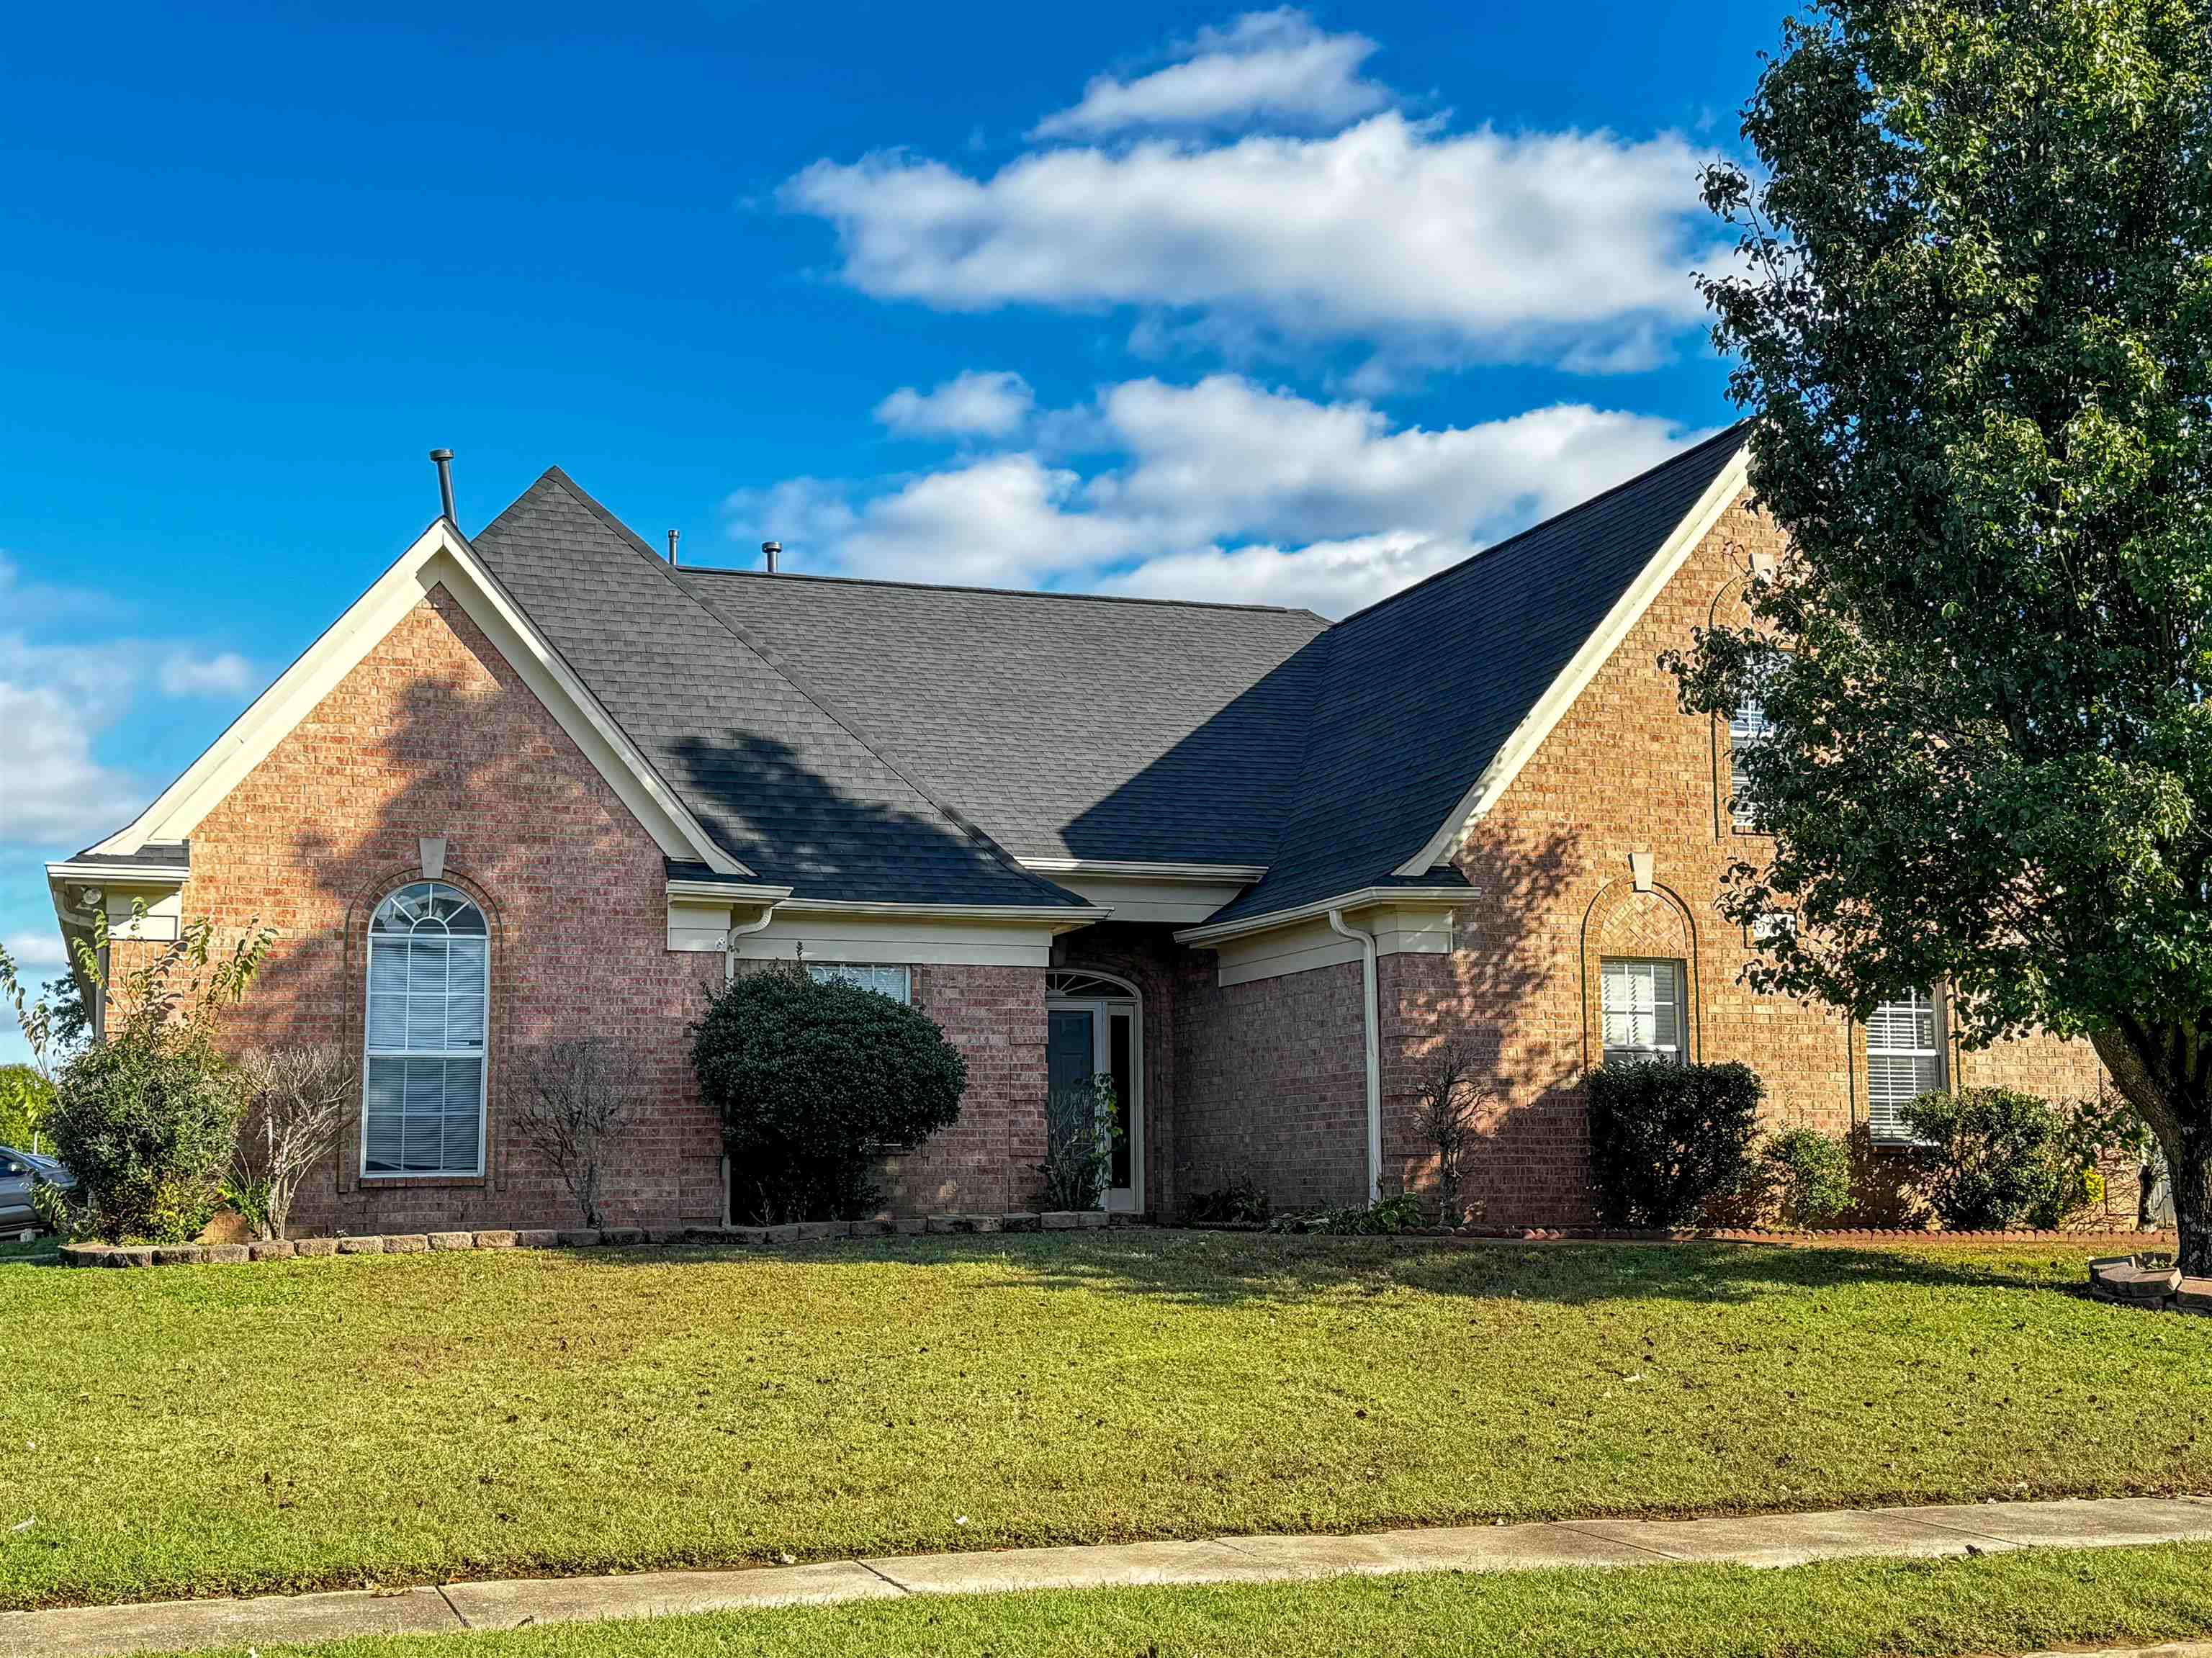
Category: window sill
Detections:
[{"x1": 356, "y1": 1173, "x2": 488, "y2": 1188}]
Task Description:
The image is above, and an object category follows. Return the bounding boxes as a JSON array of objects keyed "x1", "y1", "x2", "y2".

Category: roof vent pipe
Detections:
[
  {"x1": 428, "y1": 449, "x2": 456, "y2": 524},
  {"x1": 762, "y1": 540, "x2": 781, "y2": 574},
  {"x1": 667, "y1": 529, "x2": 680, "y2": 565}
]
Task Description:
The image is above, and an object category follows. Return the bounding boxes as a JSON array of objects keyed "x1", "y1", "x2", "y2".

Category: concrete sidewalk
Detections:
[{"x1": 7, "y1": 1495, "x2": 2211, "y2": 1658}]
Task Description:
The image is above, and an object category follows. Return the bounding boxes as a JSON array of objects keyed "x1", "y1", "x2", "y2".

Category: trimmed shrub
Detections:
[
  {"x1": 1761, "y1": 1126, "x2": 1851, "y2": 1228},
  {"x1": 1899, "y1": 1088, "x2": 2096, "y2": 1230},
  {"x1": 1587, "y1": 1060, "x2": 1764, "y2": 1227},
  {"x1": 693, "y1": 965, "x2": 967, "y2": 1224}
]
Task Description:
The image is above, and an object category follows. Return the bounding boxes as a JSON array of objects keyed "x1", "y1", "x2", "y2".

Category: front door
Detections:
[{"x1": 1043, "y1": 979, "x2": 1142, "y2": 1212}]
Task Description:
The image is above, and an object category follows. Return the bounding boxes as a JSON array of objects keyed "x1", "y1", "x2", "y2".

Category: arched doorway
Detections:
[{"x1": 1046, "y1": 969, "x2": 1143, "y2": 1213}]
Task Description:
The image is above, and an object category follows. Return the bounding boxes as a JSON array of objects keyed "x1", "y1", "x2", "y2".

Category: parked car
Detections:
[{"x1": 0, "y1": 1147, "x2": 74, "y2": 1231}]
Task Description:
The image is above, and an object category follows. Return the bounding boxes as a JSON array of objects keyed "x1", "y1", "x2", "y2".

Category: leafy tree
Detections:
[
  {"x1": 0, "y1": 1064, "x2": 54, "y2": 1152},
  {"x1": 693, "y1": 965, "x2": 966, "y2": 1223},
  {"x1": 1672, "y1": 0, "x2": 2212, "y2": 1269},
  {"x1": 0, "y1": 906, "x2": 271, "y2": 1241}
]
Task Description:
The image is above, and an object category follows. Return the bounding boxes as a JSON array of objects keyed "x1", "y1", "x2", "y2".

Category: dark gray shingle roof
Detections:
[
  {"x1": 457, "y1": 426, "x2": 1745, "y2": 920},
  {"x1": 1209, "y1": 423, "x2": 1748, "y2": 922},
  {"x1": 665, "y1": 568, "x2": 1328, "y2": 867},
  {"x1": 469, "y1": 471, "x2": 1088, "y2": 909}
]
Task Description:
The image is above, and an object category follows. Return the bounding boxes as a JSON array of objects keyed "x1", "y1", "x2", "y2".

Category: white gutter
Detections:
[
  {"x1": 1327, "y1": 908, "x2": 1383, "y2": 1204},
  {"x1": 1173, "y1": 884, "x2": 1477, "y2": 947}
]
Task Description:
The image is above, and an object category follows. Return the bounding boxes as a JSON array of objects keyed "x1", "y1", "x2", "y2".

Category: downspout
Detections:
[
  {"x1": 719, "y1": 899, "x2": 783, "y2": 1225},
  {"x1": 1328, "y1": 908, "x2": 1382, "y2": 1204}
]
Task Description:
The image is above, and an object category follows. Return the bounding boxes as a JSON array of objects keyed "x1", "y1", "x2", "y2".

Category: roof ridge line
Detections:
[
  {"x1": 1323, "y1": 420, "x2": 1752, "y2": 634},
  {"x1": 674, "y1": 561, "x2": 1331, "y2": 622},
  {"x1": 526, "y1": 470, "x2": 1083, "y2": 909}
]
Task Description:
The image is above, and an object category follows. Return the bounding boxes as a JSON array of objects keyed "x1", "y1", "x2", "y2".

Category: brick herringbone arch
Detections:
[{"x1": 1578, "y1": 878, "x2": 1701, "y2": 1074}]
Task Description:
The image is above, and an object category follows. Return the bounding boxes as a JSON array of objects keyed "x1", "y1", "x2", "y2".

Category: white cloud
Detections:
[
  {"x1": 1033, "y1": 10, "x2": 1390, "y2": 140},
  {"x1": 157, "y1": 649, "x2": 255, "y2": 698},
  {"x1": 873, "y1": 370, "x2": 1036, "y2": 439},
  {"x1": 1100, "y1": 530, "x2": 1478, "y2": 616},
  {"x1": 0, "y1": 635, "x2": 143, "y2": 848},
  {"x1": 1, "y1": 932, "x2": 67, "y2": 970},
  {"x1": 726, "y1": 378, "x2": 1705, "y2": 616},
  {"x1": 785, "y1": 111, "x2": 1725, "y2": 371}
]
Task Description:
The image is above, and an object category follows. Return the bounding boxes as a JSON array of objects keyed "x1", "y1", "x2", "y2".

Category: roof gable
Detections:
[
  {"x1": 469, "y1": 471, "x2": 1088, "y2": 909},
  {"x1": 82, "y1": 518, "x2": 752, "y2": 877},
  {"x1": 1208, "y1": 424, "x2": 1750, "y2": 924}
]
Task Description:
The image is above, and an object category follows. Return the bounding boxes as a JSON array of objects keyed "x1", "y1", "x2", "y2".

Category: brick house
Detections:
[{"x1": 45, "y1": 427, "x2": 2099, "y2": 1233}]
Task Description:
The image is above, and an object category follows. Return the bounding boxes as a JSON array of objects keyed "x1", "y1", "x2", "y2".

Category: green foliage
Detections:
[
  {"x1": 1298, "y1": 1190, "x2": 1427, "y2": 1235},
  {"x1": 1038, "y1": 1073, "x2": 1118, "y2": 1212},
  {"x1": 29, "y1": 1177, "x2": 81, "y2": 1239},
  {"x1": 1900, "y1": 1089, "x2": 2099, "y2": 1231},
  {"x1": 1587, "y1": 1061, "x2": 1765, "y2": 1228},
  {"x1": 0, "y1": 1063, "x2": 53, "y2": 1151},
  {"x1": 1669, "y1": 0, "x2": 2212, "y2": 1261},
  {"x1": 694, "y1": 965, "x2": 967, "y2": 1224},
  {"x1": 219, "y1": 1170, "x2": 274, "y2": 1240},
  {"x1": 1761, "y1": 1126, "x2": 1853, "y2": 1228},
  {"x1": 1, "y1": 904, "x2": 271, "y2": 1244},
  {"x1": 1187, "y1": 1177, "x2": 1272, "y2": 1225}
]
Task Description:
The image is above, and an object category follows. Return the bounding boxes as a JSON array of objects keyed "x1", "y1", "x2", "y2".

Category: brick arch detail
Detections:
[
  {"x1": 1578, "y1": 878, "x2": 1701, "y2": 1072},
  {"x1": 333, "y1": 861, "x2": 511, "y2": 1197}
]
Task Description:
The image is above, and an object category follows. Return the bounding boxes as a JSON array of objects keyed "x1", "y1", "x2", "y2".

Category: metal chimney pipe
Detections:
[
  {"x1": 667, "y1": 528, "x2": 680, "y2": 564},
  {"x1": 762, "y1": 540, "x2": 781, "y2": 574},
  {"x1": 428, "y1": 449, "x2": 456, "y2": 523}
]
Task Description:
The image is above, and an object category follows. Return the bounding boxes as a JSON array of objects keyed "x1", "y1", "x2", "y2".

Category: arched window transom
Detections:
[{"x1": 363, "y1": 880, "x2": 488, "y2": 1177}]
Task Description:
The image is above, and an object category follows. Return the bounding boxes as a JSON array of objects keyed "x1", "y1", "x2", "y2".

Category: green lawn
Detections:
[
  {"x1": 145, "y1": 1545, "x2": 2212, "y2": 1658},
  {"x1": 4, "y1": 1235, "x2": 2208, "y2": 1611}
]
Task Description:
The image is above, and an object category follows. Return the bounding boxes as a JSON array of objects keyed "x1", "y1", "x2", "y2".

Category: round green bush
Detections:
[
  {"x1": 1899, "y1": 1087, "x2": 2092, "y2": 1230},
  {"x1": 693, "y1": 966, "x2": 968, "y2": 1223}
]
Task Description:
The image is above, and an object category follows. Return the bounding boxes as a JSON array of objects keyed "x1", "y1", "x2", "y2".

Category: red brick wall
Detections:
[
  {"x1": 1372, "y1": 495, "x2": 2107, "y2": 1226},
  {"x1": 1174, "y1": 950, "x2": 1370, "y2": 1212},
  {"x1": 871, "y1": 964, "x2": 1048, "y2": 1216},
  {"x1": 172, "y1": 586, "x2": 1047, "y2": 1232}
]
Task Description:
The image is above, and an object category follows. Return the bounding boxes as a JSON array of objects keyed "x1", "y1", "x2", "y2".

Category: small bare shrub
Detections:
[
  {"x1": 518, "y1": 1039, "x2": 639, "y2": 1228},
  {"x1": 235, "y1": 1045, "x2": 356, "y2": 1240},
  {"x1": 1412, "y1": 1035, "x2": 1488, "y2": 1226}
]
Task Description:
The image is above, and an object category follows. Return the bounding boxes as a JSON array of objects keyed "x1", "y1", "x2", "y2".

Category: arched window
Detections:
[{"x1": 363, "y1": 880, "x2": 488, "y2": 1177}]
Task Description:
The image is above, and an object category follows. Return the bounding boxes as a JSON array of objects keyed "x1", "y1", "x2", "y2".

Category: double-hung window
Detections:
[
  {"x1": 806, "y1": 963, "x2": 912, "y2": 1004},
  {"x1": 363, "y1": 881, "x2": 488, "y2": 1177},
  {"x1": 1865, "y1": 988, "x2": 1945, "y2": 1144},
  {"x1": 1600, "y1": 958, "x2": 1685, "y2": 1066}
]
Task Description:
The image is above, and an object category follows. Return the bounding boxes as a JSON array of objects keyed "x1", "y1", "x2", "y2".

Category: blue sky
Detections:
[{"x1": 0, "y1": 0, "x2": 1780, "y2": 1058}]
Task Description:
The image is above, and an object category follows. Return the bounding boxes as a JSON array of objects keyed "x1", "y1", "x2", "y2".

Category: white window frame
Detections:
[
  {"x1": 1865, "y1": 987, "x2": 1946, "y2": 1145},
  {"x1": 1599, "y1": 957, "x2": 1686, "y2": 1067},
  {"x1": 360, "y1": 880, "x2": 490, "y2": 1180},
  {"x1": 806, "y1": 962, "x2": 912, "y2": 1004}
]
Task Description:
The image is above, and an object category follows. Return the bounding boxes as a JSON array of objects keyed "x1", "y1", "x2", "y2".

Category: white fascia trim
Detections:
[
  {"x1": 666, "y1": 878, "x2": 793, "y2": 904},
  {"x1": 1173, "y1": 884, "x2": 1477, "y2": 947},
  {"x1": 45, "y1": 860, "x2": 190, "y2": 888},
  {"x1": 83, "y1": 521, "x2": 755, "y2": 878},
  {"x1": 776, "y1": 898, "x2": 1109, "y2": 924},
  {"x1": 1391, "y1": 451, "x2": 1751, "y2": 876},
  {"x1": 1019, "y1": 858, "x2": 1268, "y2": 883}
]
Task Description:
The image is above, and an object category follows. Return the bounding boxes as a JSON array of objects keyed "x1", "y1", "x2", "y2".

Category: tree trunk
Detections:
[{"x1": 2092, "y1": 1026, "x2": 2212, "y2": 1276}]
